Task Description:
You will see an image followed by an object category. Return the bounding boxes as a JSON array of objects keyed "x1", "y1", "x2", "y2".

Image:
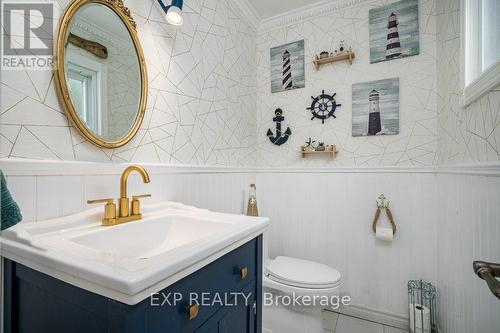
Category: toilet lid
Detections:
[{"x1": 266, "y1": 256, "x2": 341, "y2": 289}]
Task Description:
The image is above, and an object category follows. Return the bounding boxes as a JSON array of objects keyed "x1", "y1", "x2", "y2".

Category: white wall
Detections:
[
  {"x1": 436, "y1": 0, "x2": 500, "y2": 164},
  {"x1": 435, "y1": 0, "x2": 500, "y2": 331},
  {"x1": 255, "y1": 0, "x2": 438, "y2": 167},
  {"x1": 0, "y1": 0, "x2": 258, "y2": 166},
  {"x1": 1, "y1": 161, "x2": 254, "y2": 223},
  {"x1": 257, "y1": 169, "x2": 438, "y2": 316},
  {"x1": 436, "y1": 172, "x2": 500, "y2": 333}
]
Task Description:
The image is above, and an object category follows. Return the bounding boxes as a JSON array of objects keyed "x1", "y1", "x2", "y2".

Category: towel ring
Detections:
[{"x1": 372, "y1": 194, "x2": 396, "y2": 235}]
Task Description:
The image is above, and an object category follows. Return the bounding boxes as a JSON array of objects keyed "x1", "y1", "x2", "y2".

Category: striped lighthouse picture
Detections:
[
  {"x1": 282, "y1": 50, "x2": 293, "y2": 90},
  {"x1": 369, "y1": 0, "x2": 419, "y2": 64},
  {"x1": 386, "y1": 13, "x2": 402, "y2": 59},
  {"x1": 270, "y1": 40, "x2": 305, "y2": 93}
]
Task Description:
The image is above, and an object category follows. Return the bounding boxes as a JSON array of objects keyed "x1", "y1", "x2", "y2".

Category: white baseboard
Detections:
[{"x1": 327, "y1": 304, "x2": 409, "y2": 330}]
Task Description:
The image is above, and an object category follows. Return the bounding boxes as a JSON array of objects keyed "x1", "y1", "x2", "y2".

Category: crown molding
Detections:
[
  {"x1": 229, "y1": 0, "x2": 375, "y2": 33},
  {"x1": 258, "y1": 0, "x2": 374, "y2": 32},
  {"x1": 72, "y1": 17, "x2": 130, "y2": 50},
  {"x1": 231, "y1": 0, "x2": 262, "y2": 31}
]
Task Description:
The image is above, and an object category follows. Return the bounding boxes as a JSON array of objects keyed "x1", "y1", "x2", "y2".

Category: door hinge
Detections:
[{"x1": 253, "y1": 301, "x2": 257, "y2": 315}]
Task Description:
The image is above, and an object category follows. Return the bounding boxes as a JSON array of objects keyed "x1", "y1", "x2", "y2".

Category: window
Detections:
[
  {"x1": 65, "y1": 49, "x2": 108, "y2": 136},
  {"x1": 462, "y1": 0, "x2": 500, "y2": 106},
  {"x1": 67, "y1": 64, "x2": 97, "y2": 132}
]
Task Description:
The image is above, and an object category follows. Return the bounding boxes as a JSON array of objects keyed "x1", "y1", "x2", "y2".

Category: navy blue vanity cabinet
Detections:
[
  {"x1": 3, "y1": 236, "x2": 263, "y2": 333},
  {"x1": 195, "y1": 285, "x2": 256, "y2": 333}
]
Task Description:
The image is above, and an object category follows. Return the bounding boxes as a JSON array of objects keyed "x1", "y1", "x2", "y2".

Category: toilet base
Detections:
[{"x1": 262, "y1": 302, "x2": 324, "y2": 333}]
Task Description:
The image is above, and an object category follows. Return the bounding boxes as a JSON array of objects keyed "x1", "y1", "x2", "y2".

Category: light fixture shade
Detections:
[
  {"x1": 165, "y1": 5, "x2": 183, "y2": 25},
  {"x1": 158, "y1": 0, "x2": 184, "y2": 26}
]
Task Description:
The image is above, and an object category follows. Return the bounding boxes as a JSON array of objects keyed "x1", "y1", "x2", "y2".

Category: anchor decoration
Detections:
[
  {"x1": 307, "y1": 90, "x2": 342, "y2": 124},
  {"x1": 267, "y1": 108, "x2": 292, "y2": 146}
]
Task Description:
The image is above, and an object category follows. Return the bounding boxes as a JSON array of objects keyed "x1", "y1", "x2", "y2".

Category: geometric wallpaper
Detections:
[
  {"x1": 1, "y1": 0, "x2": 498, "y2": 167},
  {"x1": 436, "y1": 0, "x2": 500, "y2": 164},
  {"x1": 0, "y1": 0, "x2": 258, "y2": 166},
  {"x1": 254, "y1": 0, "x2": 439, "y2": 167}
]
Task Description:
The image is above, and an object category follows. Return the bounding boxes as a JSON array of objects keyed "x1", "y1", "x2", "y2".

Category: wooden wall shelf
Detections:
[
  {"x1": 313, "y1": 48, "x2": 355, "y2": 70},
  {"x1": 300, "y1": 145, "x2": 337, "y2": 158}
]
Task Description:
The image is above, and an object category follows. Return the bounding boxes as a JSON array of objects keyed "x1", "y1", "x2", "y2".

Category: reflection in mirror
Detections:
[{"x1": 64, "y1": 3, "x2": 142, "y2": 142}]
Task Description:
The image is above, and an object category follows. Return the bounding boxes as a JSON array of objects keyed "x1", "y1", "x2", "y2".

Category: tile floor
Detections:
[{"x1": 322, "y1": 311, "x2": 409, "y2": 333}]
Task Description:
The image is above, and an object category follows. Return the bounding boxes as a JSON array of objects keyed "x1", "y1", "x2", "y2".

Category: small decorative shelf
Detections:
[
  {"x1": 300, "y1": 145, "x2": 337, "y2": 158},
  {"x1": 313, "y1": 48, "x2": 355, "y2": 70}
]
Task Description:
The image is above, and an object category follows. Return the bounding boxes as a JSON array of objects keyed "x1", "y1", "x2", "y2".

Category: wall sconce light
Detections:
[{"x1": 157, "y1": 0, "x2": 184, "y2": 26}]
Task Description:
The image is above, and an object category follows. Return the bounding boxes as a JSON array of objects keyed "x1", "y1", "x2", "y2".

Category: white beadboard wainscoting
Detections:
[
  {"x1": 0, "y1": 160, "x2": 256, "y2": 222},
  {"x1": 256, "y1": 170, "x2": 439, "y2": 322},
  {"x1": 1, "y1": 159, "x2": 500, "y2": 332},
  {"x1": 437, "y1": 173, "x2": 500, "y2": 333}
]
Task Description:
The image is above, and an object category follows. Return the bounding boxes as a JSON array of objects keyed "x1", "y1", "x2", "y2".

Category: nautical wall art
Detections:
[
  {"x1": 369, "y1": 0, "x2": 419, "y2": 64},
  {"x1": 352, "y1": 78, "x2": 399, "y2": 137},
  {"x1": 267, "y1": 108, "x2": 291, "y2": 145},
  {"x1": 270, "y1": 40, "x2": 305, "y2": 93},
  {"x1": 307, "y1": 90, "x2": 342, "y2": 124}
]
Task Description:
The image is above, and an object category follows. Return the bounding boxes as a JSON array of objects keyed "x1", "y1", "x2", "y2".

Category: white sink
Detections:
[
  {"x1": 70, "y1": 215, "x2": 230, "y2": 260},
  {"x1": 0, "y1": 201, "x2": 269, "y2": 305}
]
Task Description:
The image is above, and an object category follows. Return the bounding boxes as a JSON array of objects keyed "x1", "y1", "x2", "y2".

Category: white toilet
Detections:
[{"x1": 262, "y1": 255, "x2": 342, "y2": 333}]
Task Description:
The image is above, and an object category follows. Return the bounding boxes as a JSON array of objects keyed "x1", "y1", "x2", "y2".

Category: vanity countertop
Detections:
[{"x1": 0, "y1": 202, "x2": 269, "y2": 305}]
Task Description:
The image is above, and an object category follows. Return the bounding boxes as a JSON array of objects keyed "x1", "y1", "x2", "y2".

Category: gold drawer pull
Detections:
[
  {"x1": 186, "y1": 303, "x2": 199, "y2": 320},
  {"x1": 240, "y1": 266, "x2": 248, "y2": 279}
]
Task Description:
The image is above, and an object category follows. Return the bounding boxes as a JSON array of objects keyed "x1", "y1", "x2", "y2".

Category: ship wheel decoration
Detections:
[{"x1": 307, "y1": 90, "x2": 342, "y2": 124}]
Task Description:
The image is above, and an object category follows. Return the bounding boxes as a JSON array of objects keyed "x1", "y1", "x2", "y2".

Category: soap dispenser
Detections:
[{"x1": 246, "y1": 183, "x2": 258, "y2": 217}]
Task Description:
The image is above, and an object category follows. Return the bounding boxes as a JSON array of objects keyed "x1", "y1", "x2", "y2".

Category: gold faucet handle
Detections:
[
  {"x1": 132, "y1": 194, "x2": 152, "y2": 200},
  {"x1": 131, "y1": 194, "x2": 151, "y2": 216},
  {"x1": 87, "y1": 198, "x2": 114, "y2": 204},
  {"x1": 87, "y1": 198, "x2": 117, "y2": 225}
]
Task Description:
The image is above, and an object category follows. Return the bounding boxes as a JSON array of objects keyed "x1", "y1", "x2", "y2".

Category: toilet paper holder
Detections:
[
  {"x1": 372, "y1": 194, "x2": 396, "y2": 235},
  {"x1": 408, "y1": 280, "x2": 437, "y2": 332}
]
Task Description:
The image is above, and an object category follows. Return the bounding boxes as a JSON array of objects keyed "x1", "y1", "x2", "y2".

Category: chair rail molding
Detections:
[{"x1": 1, "y1": 159, "x2": 499, "y2": 177}]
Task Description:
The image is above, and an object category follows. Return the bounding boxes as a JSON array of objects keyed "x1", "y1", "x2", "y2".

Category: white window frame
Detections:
[
  {"x1": 65, "y1": 49, "x2": 108, "y2": 136},
  {"x1": 460, "y1": 0, "x2": 500, "y2": 107},
  {"x1": 67, "y1": 64, "x2": 96, "y2": 129}
]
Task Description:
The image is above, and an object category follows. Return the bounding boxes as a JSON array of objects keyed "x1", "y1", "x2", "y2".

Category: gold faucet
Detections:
[{"x1": 88, "y1": 165, "x2": 151, "y2": 226}]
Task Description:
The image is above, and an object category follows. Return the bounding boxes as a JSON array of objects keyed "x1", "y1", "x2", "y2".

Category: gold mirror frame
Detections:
[{"x1": 54, "y1": 0, "x2": 147, "y2": 148}]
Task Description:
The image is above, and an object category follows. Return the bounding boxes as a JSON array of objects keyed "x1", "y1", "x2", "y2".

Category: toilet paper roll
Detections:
[
  {"x1": 375, "y1": 227, "x2": 393, "y2": 241},
  {"x1": 409, "y1": 304, "x2": 431, "y2": 333}
]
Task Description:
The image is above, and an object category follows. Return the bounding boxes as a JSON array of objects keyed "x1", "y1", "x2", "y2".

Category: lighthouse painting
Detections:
[
  {"x1": 270, "y1": 40, "x2": 305, "y2": 93},
  {"x1": 352, "y1": 78, "x2": 399, "y2": 137},
  {"x1": 369, "y1": 0, "x2": 419, "y2": 64}
]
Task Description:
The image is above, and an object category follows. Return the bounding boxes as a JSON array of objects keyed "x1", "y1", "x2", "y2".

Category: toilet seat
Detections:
[{"x1": 266, "y1": 256, "x2": 341, "y2": 289}]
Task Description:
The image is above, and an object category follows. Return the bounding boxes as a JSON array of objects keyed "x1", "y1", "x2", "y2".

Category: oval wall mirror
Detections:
[{"x1": 55, "y1": 0, "x2": 147, "y2": 148}]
